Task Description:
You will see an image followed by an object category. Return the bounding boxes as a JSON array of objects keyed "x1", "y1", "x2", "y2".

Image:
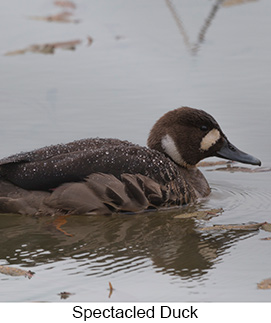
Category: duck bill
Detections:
[{"x1": 216, "y1": 139, "x2": 261, "y2": 166}]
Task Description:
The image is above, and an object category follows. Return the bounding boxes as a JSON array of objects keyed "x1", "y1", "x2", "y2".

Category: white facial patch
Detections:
[
  {"x1": 200, "y1": 129, "x2": 221, "y2": 151},
  {"x1": 161, "y1": 134, "x2": 188, "y2": 167}
]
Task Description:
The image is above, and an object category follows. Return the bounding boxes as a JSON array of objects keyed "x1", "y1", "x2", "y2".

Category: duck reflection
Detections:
[{"x1": 0, "y1": 210, "x2": 256, "y2": 279}]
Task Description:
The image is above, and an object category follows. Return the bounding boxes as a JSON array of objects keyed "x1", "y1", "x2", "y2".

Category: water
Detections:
[{"x1": 0, "y1": 0, "x2": 271, "y2": 302}]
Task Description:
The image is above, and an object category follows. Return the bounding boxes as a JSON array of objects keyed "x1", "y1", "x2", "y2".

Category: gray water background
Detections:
[{"x1": 0, "y1": 0, "x2": 270, "y2": 302}]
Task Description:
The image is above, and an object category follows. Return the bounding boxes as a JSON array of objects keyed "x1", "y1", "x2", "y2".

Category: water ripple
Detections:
[
  {"x1": 54, "y1": 253, "x2": 151, "y2": 278},
  {"x1": 209, "y1": 182, "x2": 271, "y2": 214}
]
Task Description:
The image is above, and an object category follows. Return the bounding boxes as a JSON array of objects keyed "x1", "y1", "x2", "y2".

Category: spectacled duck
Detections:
[{"x1": 0, "y1": 107, "x2": 261, "y2": 215}]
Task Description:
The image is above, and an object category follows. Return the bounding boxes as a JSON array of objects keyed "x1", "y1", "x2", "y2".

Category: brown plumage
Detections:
[{"x1": 0, "y1": 107, "x2": 260, "y2": 215}]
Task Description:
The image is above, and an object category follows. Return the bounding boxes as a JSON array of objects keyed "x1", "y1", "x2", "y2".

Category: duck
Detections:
[{"x1": 0, "y1": 107, "x2": 261, "y2": 216}]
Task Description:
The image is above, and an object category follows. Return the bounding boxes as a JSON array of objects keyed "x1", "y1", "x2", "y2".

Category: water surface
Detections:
[{"x1": 0, "y1": 0, "x2": 271, "y2": 302}]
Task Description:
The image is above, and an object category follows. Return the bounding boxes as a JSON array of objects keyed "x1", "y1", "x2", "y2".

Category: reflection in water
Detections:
[
  {"x1": 165, "y1": 0, "x2": 226, "y2": 55},
  {"x1": 194, "y1": 0, "x2": 224, "y2": 54},
  {"x1": 0, "y1": 210, "x2": 256, "y2": 280},
  {"x1": 165, "y1": 0, "x2": 191, "y2": 51}
]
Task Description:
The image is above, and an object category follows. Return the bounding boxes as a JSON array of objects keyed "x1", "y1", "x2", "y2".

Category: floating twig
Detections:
[
  {"x1": 108, "y1": 282, "x2": 114, "y2": 298},
  {"x1": 5, "y1": 39, "x2": 83, "y2": 56},
  {"x1": 54, "y1": 1, "x2": 76, "y2": 9},
  {"x1": 29, "y1": 12, "x2": 80, "y2": 24},
  {"x1": 261, "y1": 237, "x2": 271, "y2": 241},
  {"x1": 261, "y1": 223, "x2": 271, "y2": 232},
  {"x1": 197, "y1": 161, "x2": 234, "y2": 167},
  {"x1": 222, "y1": 0, "x2": 258, "y2": 7},
  {"x1": 58, "y1": 291, "x2": 75, "y2": 299},
  {"x1": 0, "y1": 265, "x2": 35, "y2": 279},
  {"x1": 257, "y1": 278, "x2": 271, "y2": 290},
  {"x1": 207, "y1": 166, "x2": 271, "y2": 173},
  {"x1": 174, "y1": 208, "x2": 223, "y2": 220},
  {"x1": 198, "y1": 222, "x2": 270, "y2": 232},
  {"x1": 87, "y1": 36, "x2": 93, "y2": 46}
]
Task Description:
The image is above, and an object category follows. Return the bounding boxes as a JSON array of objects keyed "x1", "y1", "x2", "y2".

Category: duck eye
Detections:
[{"x1": 200, "y1": 125, "x2": 208, "y2": 131}]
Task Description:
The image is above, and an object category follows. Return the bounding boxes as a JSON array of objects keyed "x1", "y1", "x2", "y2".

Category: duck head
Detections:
[{"x1": 147, "y1": 107, "x2": 261, "y2": 167}]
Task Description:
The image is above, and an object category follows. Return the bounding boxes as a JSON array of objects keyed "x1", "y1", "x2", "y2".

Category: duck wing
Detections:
[
  {"x1": 0, "y1": 138, "x2": 178, "y2": 191},
  {"x1": 0, "y1": 172, "x2": 176, "y2": 215},
  {"x1": 0, "y1": 138, "x2": 129, "y2": 164}
]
